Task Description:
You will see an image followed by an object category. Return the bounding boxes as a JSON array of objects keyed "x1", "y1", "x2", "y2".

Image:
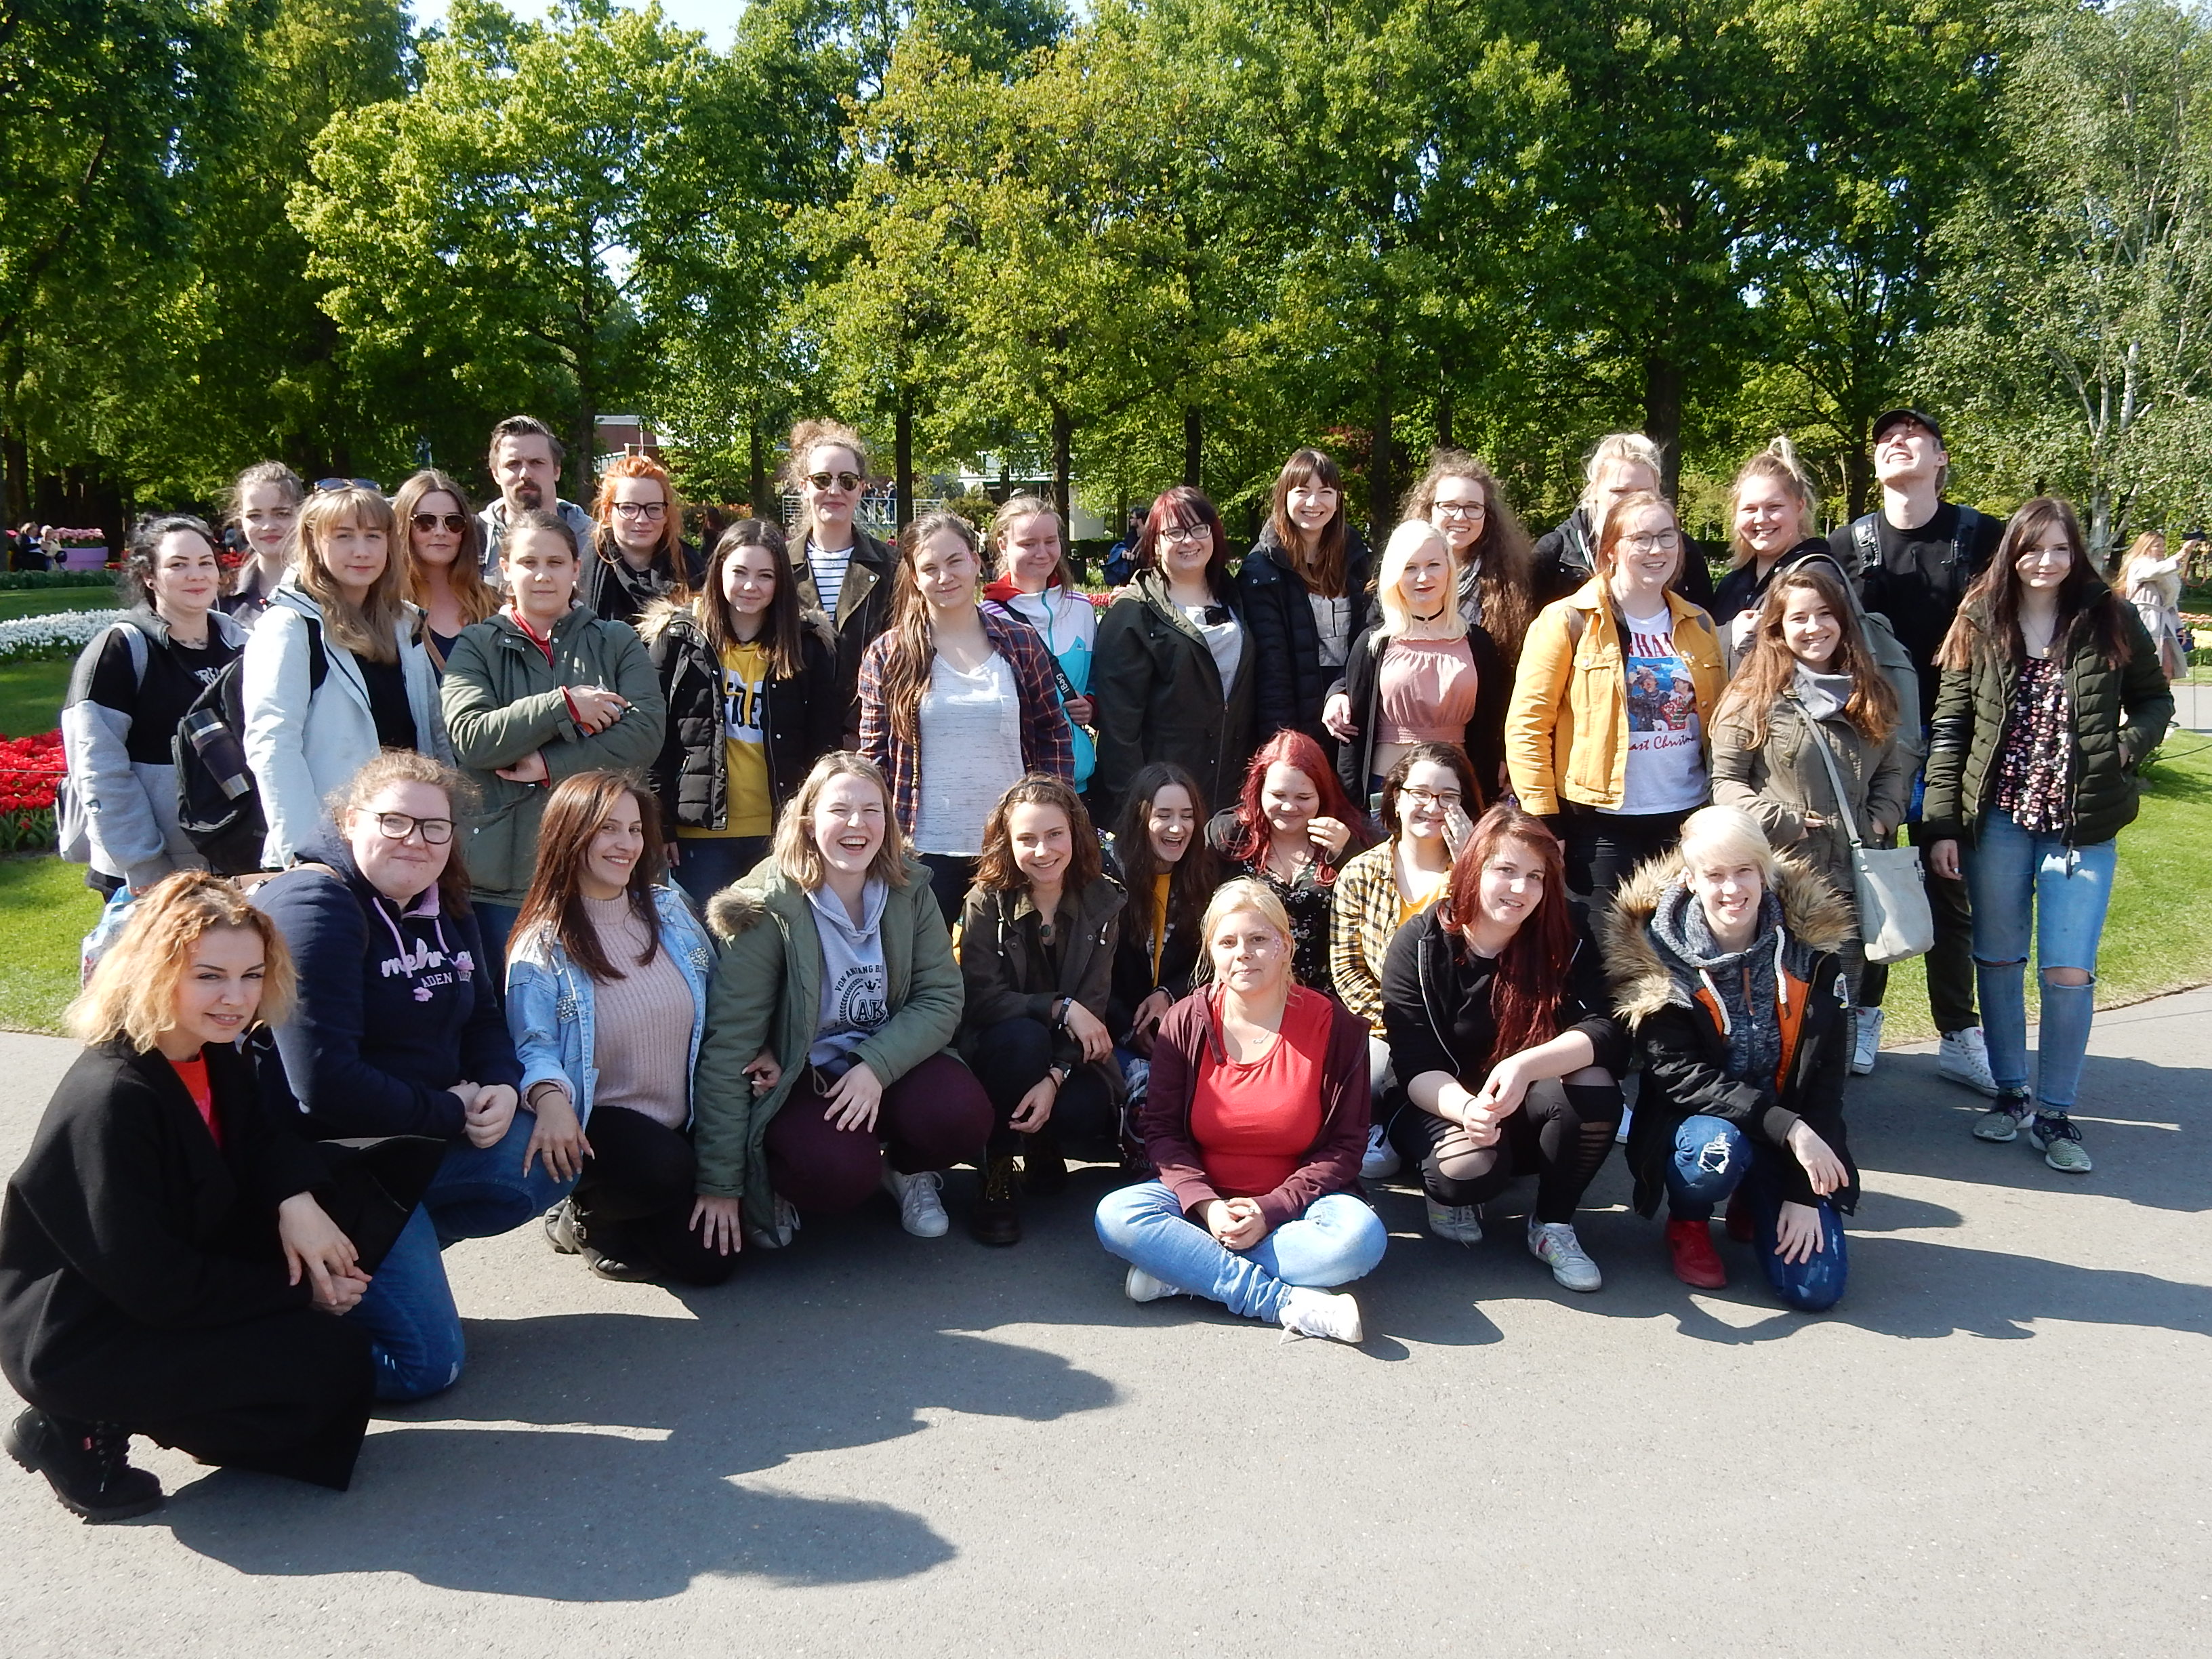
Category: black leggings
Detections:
[
  {"x1": 969, "y1": 1015, "x2": 1119, "y2": 1160},
  {"x1": 576, "y1": 1106, "x2": 737, "y2": 1286},
  {"x1": 1388, "y1": 1076, "x2": 1623, "y2": 1223},
  {"x1": 1559, "y1": 804, "x2": 1689, "y2": 909}
]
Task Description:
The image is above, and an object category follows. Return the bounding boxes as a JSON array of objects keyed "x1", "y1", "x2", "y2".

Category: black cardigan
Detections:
[
  {"x1": 1235, "y1": 523, "x2": 1374, "y2": 747},
  {"x1": 1334, "y1": 621, "x2": 1509, "y2": 804}
]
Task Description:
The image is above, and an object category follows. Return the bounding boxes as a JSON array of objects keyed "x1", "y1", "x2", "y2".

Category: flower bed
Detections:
[
  {"x1": 0, "y1": 609, "x2": 125, "y2": 662},
  {"x1": 0, "y1": 571, "x2": 116, "y2": 592},
  {"x1": 0, "y1": 730, "x2": 62, "y2": 853}
]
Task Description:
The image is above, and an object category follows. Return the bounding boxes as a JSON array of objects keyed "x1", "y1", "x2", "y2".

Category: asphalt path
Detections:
[{"x1": 0, "y1": 995, "x2": 2207, "y2": 1658}]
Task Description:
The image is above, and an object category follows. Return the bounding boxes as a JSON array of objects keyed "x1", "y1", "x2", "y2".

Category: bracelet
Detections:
[{"x1": 526, "y1": 1081, "x2": 565, "y2": 1110}]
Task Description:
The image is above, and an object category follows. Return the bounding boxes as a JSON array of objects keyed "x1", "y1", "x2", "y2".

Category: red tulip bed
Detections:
[{"x1": 0, "y1": 731, "x2": 63, "y2": 854}]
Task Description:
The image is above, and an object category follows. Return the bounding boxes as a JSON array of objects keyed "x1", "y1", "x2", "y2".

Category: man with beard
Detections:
[{"x1": 476, "y1": 415, "x2": 597, "y2": 586}]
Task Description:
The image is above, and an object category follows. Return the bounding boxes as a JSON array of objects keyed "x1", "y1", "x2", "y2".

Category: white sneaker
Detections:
[
  {"x1": 1277, "y1": 1286, "x2": 1364, "y2": 1344},
  {"x1": 1124, "y1": 1265, "x2": 1174, "y2": 1303},
  {"x1": 1425, "y1": 1196, "x2": 1483, "y2": 1245},
  {"x1": 1359, "y1": 1123, "x2": 1401, "y2": 1181},
  {"x1": 881, "y1": 1165, "x2": 948, "y2": 1237},
  {"x1": 744, "y1": 1193, "x2": 800, "y2": 1251},
  {"x1": 1938, "y1": 1027, "x2": 1998, "y2": 1096},
  {"x1": 1528, "y1": 1221, "x2": 1603, "y2": 1292},
  {"x1": 1851, "y1": 1007, "x2": 1884, "y2": 1076}
]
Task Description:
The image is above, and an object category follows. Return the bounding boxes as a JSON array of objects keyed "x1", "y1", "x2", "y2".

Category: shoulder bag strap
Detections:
[{"x1": 1797, "y1": 701, "x2": 1866, "y2": 848}]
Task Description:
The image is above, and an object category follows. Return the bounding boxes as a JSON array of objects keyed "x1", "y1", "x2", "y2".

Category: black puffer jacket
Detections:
[
  {"x1": 1923, "y1": 597, "x2": 2173, "y2": 849},
  {"x1": 1090, "y1": 569, "x2": 1256, "y2": 823},
  {"x1": 577, "y1": 534, "x2": 705, "y2": 628},
  {"x1": 638, "y1": 597, "x2": 842, "y2": 834},
  {"x1": 1235, "y1": 522, "x2": 1374, "y2": 747}
]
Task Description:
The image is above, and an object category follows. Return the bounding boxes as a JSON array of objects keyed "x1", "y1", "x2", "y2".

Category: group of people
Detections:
[{"x1": 1, "y1": 407, "x2": 2175, "y2": 1526}]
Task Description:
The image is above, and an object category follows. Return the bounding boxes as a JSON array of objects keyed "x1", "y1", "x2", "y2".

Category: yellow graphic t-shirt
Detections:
[{"x1": 682, "y1": 641, "x2": 773, "y2": 838}]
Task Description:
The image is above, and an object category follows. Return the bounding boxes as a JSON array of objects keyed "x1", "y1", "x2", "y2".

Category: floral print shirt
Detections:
[{"x1": 1994, "y1": 655, "x2": 2072, "y2": 834}]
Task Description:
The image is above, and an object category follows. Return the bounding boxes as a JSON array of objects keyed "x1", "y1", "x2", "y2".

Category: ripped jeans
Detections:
[{"x1": 1662, "y1": 1115, "x2": 1848, "y2": 1313}]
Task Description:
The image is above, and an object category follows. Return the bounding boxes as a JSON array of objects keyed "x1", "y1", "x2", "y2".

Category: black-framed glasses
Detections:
[
  {"x1": 1159, "y1": 522, "x2": 1211, "y2": 544},
  {"x1": 373, "y1": 811, "x2": 453, "y2": 845},
  {"x1": 1433, "y1": 499, "x2": 1486, "y2": 518},
  {"x1": 316, "y1": 476, "x2": 382, "y2": 493},
  {"x1": 610, "y1": 501, "x2": 668, "y2": 521},
  {"x1": 1624, "y1": 531, "x2": 1681, "y2": 552},
  {"x1": 411, "y1": 512, "x2": 468, "y2": 533},
  {"x1": 1399, "y1": 785, "x2": 1463, "y2": 809},
  {"x1": 806, "y1": 470, "x2": 863, "y2": 492}
]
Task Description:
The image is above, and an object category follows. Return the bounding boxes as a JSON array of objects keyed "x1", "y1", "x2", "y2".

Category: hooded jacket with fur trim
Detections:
[{"x1": 1603, "y1": 852, "x2": 1858, "y2": 1216}]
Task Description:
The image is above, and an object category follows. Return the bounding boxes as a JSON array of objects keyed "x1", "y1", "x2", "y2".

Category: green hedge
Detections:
[{"x1": 0, "y1": 570, "x2": 117, "y2": 591}]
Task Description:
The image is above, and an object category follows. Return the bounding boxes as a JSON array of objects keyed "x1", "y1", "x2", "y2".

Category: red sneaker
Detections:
[
  {"x1": 1723, "y1": 1189, "x2": 1755, "y2": 1244},
  {"x1": 1666, "y1": 1217, "x2": 1727, "y2": 1289}
]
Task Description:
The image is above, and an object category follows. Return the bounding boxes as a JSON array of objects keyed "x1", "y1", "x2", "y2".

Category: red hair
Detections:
[
  {"x1": 1221, "y1": 731, "x2": 1370, "y2": 869},
  {"x1": 1437, "y1": 804, "x2": 1574, "y2": 1062}
]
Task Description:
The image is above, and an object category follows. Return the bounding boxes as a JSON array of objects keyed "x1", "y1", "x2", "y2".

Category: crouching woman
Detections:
[
  {"x1": 1605, "y1": 805, "x2": 1858, "y2": 1310},
  {"x1": 1094, "y1": 879, "x2": 1385, "y2": 1344}
]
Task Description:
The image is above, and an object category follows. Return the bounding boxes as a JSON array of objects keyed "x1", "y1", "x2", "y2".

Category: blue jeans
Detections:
[
  {"x1": 1093, "y1": 1182, "x2": 1386, "y2": 1323},
  {"x1": 1963, "y1": 810, "x2": 2116, "y2": 1111},
  {"x1": 670, "y1": 835, "x2": 770, "y2": 912},
  {"x1": 348, "y1": 1107, "x2": 574, "y2": 1400},
  {"x1": 473, "y1": 901, "x2": 520, "y2": 982},
  {"x1": 1661, "y1": 1115, "x2": 1848, "y2": 1313}
]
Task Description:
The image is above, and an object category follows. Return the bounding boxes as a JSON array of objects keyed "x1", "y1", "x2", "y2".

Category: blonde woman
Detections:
[
  {"x1": 240, "y1": 483, "x2": 450, "y2": 867},
  {"x1": 785, "y1": 418, "x2": 895, "y2": 735},
  {"x1": 394, "y1": 468, "x2": 497, "y2": 672},
  {"x1": 1532, "y1": 433, "x2": 1713, "y2": 607},
  {"x1": 219, "y1": 461, "x2": 304, "y2": 626},
  {"x1": 1711, "y1": 438, "x2": 1830, "y2": 660},
  {"x1": 2117, "y1": 531, "x2": 2187, "y2": 680},
  {"x1": 1324, "y1": 518, "x2": 1507, "y2": 803},
  {"x1": 982, "y1": 493, "x2": 1097, "y2": 792}
]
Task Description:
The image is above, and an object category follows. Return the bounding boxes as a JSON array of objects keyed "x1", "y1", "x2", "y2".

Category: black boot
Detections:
[
  {"x1": 1022, "y1": 1128, "x2": 1067, "y2": 1197},
  {"x1": 570, "y1": 1205, "x2": 653, "y2": 1282},
  {"x1": 968, "y1": 1154, "x2": 1023, "y2": 1246},
  {"x1": 5, "y1": 1409, "x2": 163, "y2": 1523}
]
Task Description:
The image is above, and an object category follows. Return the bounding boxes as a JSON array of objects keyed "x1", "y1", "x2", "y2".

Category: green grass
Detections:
[
  {"x1": 0, "y1": 588, "x2": 119, "y2": 621},
  {"x1": 0, "y1": 857, "x2": 102, "y2": 1035},
  {"x1": 1876, "y1": 742, "x2": 2212, "y2": 1045},
  {"x1": 0, "y1": 659, "x2": 70, "y2": 737}
]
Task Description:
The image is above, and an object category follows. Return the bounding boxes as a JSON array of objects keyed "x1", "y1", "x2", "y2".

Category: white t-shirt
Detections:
[
  {"x1": 1181, "y1": 602, "x2": 1245, "y2": 697},
  {"x1": 912, "y1": 652, "x2": 1025, "y2": 854},
  {"x1": 1309, "y1": 592, "x2": 1352, "y2": 670},
  {"x1": 808, "y1": 537, "x2": 855, "y2": 617},
  {"x1": 1607, "y1": 608, "x2": 1709, "y2": 816}
]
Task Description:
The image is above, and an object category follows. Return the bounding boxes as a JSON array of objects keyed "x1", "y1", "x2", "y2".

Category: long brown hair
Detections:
[
  {"x1": 1716, "y1": 562, "x2": 1898, "y2": 745},
  {"x1": 295, "y1": 485, "x2": 406, "y2": 663},
  {"x1": 512, "y1": 771, "x2": 668, "y2": 982},
  {"x1": 591, "y1": 452, "x2": 689, "y2": 590},
  {"x1": 698, "y1": 518, "x2": 806, "y2": 680},
  {"x1": 972, "y1": 774, "x2": 1102, "y2": 894},
  {"x1": 1112, "y1": 762, "x2": 1218, "y2": 962},
  {"x1": 876, "y1": 511, "x2": 981, "y2": 747},
  {"x1": 393, "y1": 468, "x2": 497, "y2": 628},
  {"x1": 1402, "y1": 447, "x2": 1537, "y2": 663},
  {"x1": 1269, "y1": 447, "x2": 1349, "y2": 596},
  {"x1": 1437, "y1": 804, "x2": 1573, "y2": 1063},
  {"x1": 1937, "y1": 495, "x2": 2133, "y2": 672}
]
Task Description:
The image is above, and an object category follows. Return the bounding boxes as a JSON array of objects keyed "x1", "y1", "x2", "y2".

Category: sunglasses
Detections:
[
  {"x1": 806, "y1": 470, "x2": 864, "y2": 492},
  {"x1": 315, "y1": 476, "x2": 382, "y2": 493},
  {"x1": 411, "y1": 512, "x2": 469, "y2": 533}
]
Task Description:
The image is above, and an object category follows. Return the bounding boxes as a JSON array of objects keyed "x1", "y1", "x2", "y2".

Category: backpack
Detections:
[
  {"x1": 1847, "y1": 503, "x2": 1982, "y2": 586},
  {"x1": 173, "y1": 615, "x2": 326, "y2": 875}
]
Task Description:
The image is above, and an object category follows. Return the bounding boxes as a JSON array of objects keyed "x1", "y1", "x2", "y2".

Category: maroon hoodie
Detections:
[{"x1": 1141, "y1": 984, "x2": 1372, "y2": 1233}]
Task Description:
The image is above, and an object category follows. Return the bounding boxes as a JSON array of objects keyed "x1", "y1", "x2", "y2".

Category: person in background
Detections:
[
  {"x1": 1093, "y1": 878, "x2": 1384, "y2": 1344},
  {"x1": 1206, "y1": 729, "x2": 1368, "y2": 998},
  {"x1": 394, "y1": 468, "x2": 498, "y2": 674},
  {"x1": 1090, "y1": 486, "x2": 1256, "y2": 825},
  {"x1": 1926, "y1": 497, "x2": 2172, "y2": 1174},
  {"x1": 692, "y1": 753, "x2": 991, "y2": 1248},
  {"x1": 241, "y1": 483, "x2": 449, "y2": 869},
  {"x1": 1507, "y1": 489, "x2": 1725, "y2": 907},
  {"x1": 253, "y1": 751, "x2": 558, "y2": 1399},
  {"x1": 219, "y1": 462, "x2": 305, "y2": 627},
  {"x1": 506, "y1": 771, "x2": 733, "y2": 1285},
  {"x1": 440, "y1": 509, "x2": 665, "y2": 970},
  {"x1": 1402, "y1": 448, "x2": 1541, "y2": 669},
  {"x1": 642, "y1": 518, "x2": 841, "y2": 910},
  {"x1": 1329, "y1": 743, "x2": 1481, "y2": 1181},
  {"x1": 1711, "y1": 563, "x2": 1907, "y2": 1076},
  {"x1": 1712, "y1": 438, "x2": 1834, "y2": 663},
  {"x1": 2117, "y1": 530, "x2": 2188, "y2": 680},
  {"x1": 1381, "y1": 804, "x2": 1626, "y2": 1290},
  {"x1": 1829, "y1": 408, "x2": 2004, "y2": 1096},
  {"x1": 956, "y1": 775, "x2": 1124, "y2": 1246},
  {"x1": 1606, "y1": 806, "x2": 1857, "y2": 1310},
  {"x1": 858, "y1": 511, "x2": 1074, "y2": 923},
  {"x1": 1102, "y1": 503, "x2": 1149, "y2": 587},
  {"x1": 1105, "y1": 762, "x2": 1218, "y2": 1068},
  {"x1": 1533, "y1": 434, "x2": 1715, "y2": 607},
  {"x1": 478, "y1": 415, "x2": 596, "y2": 579},
  {"x1": 581, "y1": 453, "x2": 703, "y2": 627},
  {"x1": 60, "y1": 515, "x2": 246, "y2": 896},
  {"x1": 785, "y1": 419, "x2": 895, "y2": 739},
  {"x1": 1238, "y1": 447, "x2": 1373, "y2": 755},
  {"x1": 982, "y1": 493, "x2": 1097, "y2": 795}
]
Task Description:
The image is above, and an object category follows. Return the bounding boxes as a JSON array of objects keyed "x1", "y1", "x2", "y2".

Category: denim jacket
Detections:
[{"x1": 504, "y1": 885, "x2": 716, "y2": 1126}]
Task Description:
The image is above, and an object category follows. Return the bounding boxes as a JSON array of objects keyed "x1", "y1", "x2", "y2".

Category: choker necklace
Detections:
[{"x1": 1410, "y1": 605, "x2": 1449, "y2": 625}]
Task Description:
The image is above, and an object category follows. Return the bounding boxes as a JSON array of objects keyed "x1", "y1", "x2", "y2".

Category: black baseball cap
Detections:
[{"x1": 1870, "y1": 408, "x2": 1945, "y2": 448}]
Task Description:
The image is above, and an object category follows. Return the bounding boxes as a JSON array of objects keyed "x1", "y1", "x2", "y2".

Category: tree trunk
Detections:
[
  {"x1": 1842, "y1": 432, "x2": 1872, "y2": 523},
  {"x1": 1643, "y1": 352, "x2": 1684, "y2": 499},
  {"x1": 1370, "y1": 324, "x2": 1397, "y2": 537},
  {"x1": 0, "y1": 426, "x2": 22, "y2": 532},
  {"x1": 1051, "y1": 402, "x2": 1073, "y2": 531},
  {"x1": 895, "y1": 390, "x2": 914, "y2": 534},
  {"x1": 748, "y1": 414, "x2": 771, "y2": 517},
  {"x1": 1437, "y1": 384, "x2": 1454, "y2": 451},
  {"x1": 1184, "y1": 405, "x2": 1202, "y2": 489}
]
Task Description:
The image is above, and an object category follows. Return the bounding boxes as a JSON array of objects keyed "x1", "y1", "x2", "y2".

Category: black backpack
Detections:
[{"x1": 174, "y1": 617, "x2": 326, "y2": 874}]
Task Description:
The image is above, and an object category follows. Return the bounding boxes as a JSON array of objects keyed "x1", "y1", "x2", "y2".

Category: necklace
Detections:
[
  {"x1": 2020, "y1": 609, "x2": 2059, "y2": 659},
  {"x1": 1408, "y1": 604, "x2": 1449, "y2": 626}
]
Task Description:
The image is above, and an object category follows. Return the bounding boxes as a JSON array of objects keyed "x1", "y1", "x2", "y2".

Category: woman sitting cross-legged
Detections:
[
  {"x1": 1605, "y1": 805, "x2": 1858, "y2": 1310},
  {"x1": 692, "y1": 753, "x2": 992, "y2": 1246},
  {"x1": 506, "y1": 771, "x2": 735, "y2": 1286},
  {"x1": 957, "y1": 775, "x2": 1126, "y2": 1246},
  {"x1": 1094, "y1": 879, "x2": 1385, "y2": 1345},
  {"x1": 253, "y1": 751, "x2": 562, "y2": 1399},
  {"x1": 1378, "y1": 804, "x2": 1628, "y2": 1292},
  {"x1": 0, "y1": 876, "x2": 437, "y2": 1521}
]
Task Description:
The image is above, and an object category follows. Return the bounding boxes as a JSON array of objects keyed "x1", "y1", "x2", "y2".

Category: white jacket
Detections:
[{"x1": 241, "y1": 581, "x2": 451, "y2": 867}]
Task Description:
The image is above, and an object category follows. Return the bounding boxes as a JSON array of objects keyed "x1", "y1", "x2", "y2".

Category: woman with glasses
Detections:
[
  {"x1": 581, "y1": 453, "x2": 701, "y2": 627},
  {"x1": 1402, "y1": 449, "x2": 1541, "y2": 669},
  {"x1": 1242, "y1": 448, "x2": 1374, "y2": 756},
  {"x1": 253, "y1": 751, "x2": 562, "y2": 1400},
  {"x1": 982, "y1": 493, "x2": 1097, "y2": 794},
  {"x1": 219, "y1": 462, "x2": 304, "y2": 628},
  {"x1": 393, "y1": 469, "x2": 498, "y2": 673},
  {"x1": 785, "y1": 419, "x2": 895, "y2": 739},
  {"x1": 241, "y1": 484, "x2": 451, "y2": 869},
  {"x1": 1507, "y1": 490, "x2": 1725, "y2": 906},
  {"x1": 1090, "y1": 487, "x2": 1256, "y2": 823}
]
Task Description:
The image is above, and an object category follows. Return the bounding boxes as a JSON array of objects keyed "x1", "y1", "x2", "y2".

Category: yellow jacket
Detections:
[{"x1": 1506, "y1": 581, "x2": 1727, "y2": 815}]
